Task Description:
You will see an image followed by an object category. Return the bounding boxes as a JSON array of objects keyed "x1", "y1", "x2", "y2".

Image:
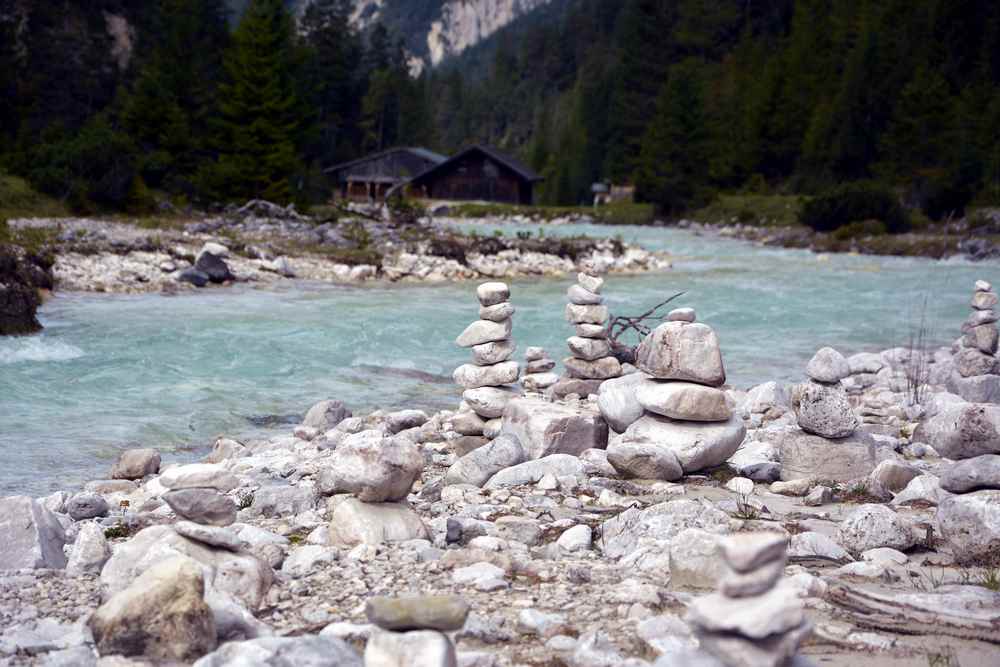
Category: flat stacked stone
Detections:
[
  {"x1": 364, "y1": 595, "x2": 467, "y2": 667},
  {"x1": 602, "y1": 308, "x2": 745, "y2": 480},
  {"x1": 947, "y1": 280, "x2": 1000, "y2": 402},
  {"x1": 521, "y1": 346, "x2": 558, "y2": 393},
  {"x1": 161, "y1": 464, "x2": 239, "y2": 528},
  {"x1": 553, "y1": 272, "x2": 622, "y2": 399},
  {"x1": 453, "y1": 282, "x2": 522, "y2": 436},
  {"x1": 687, "y1": 533, "x2": 811, "y2": 667}
]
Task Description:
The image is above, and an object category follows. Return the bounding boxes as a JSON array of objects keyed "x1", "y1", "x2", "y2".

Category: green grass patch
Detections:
[
  {"x1": 445, "y1": 201, "x2": 656, "y2": 226},
  {"x1": 690, "y1": 194, "x2": 806, "y2": 227},
  {"x1": 0, "y1": 172, "x2": 69, "y2": 219},
  {"x1": 0, "y1": 219, "x2": 59, "y2": 256}
]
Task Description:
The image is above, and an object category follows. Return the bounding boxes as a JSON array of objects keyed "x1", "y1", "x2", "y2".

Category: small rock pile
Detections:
[
  {"x1": 521, "y1": 346, "x2": 558, "y2": 393},
  {"x1": 555, "y1": 272, "x2": 621, "y2": 398},
  {"x1": 363, "y1": 595, "x2": 468, "y2": 666},
  {"x1": 792, "y1": 347, "x2": 859, "y2": 439},
  {"x1": 452, "y1": 282, "x2": 521, "y2": 439},
  {"x1": 936, "y1": 440, "x2": 1000, "y2": 564},
  {"x1": 686, "y1": 532, "x2": 811, "y2": 667},
  {"x1": 948, "y1": 280, "x2": 1000, "y2": 402},
  {"x1": 320, "y1": 431, "x2": 428, "y2": 548},
  {"x1": 602, "y1": 308, "x2": 745, "y2": 480}
]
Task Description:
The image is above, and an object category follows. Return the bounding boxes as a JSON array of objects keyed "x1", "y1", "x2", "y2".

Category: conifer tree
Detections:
[{"x1": 203, "y1": 0, "x2": 304, "y2": 204}]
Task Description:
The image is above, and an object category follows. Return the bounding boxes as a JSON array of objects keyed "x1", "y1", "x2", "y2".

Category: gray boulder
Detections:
[
  {"x1": 806, "y1": 347, "x2": 850, "y2": 383},
  {"x1": 483, "y1": 454, "x2": 586, "y2": 489},
  {"x1": 476, "y1": 282, "x2": 509, "y2": 306},
  {"x1": 0, "y1": 495, "x2": 67, "y2": 569},
  {"x1": 937, "y1": 490, "x2": 1000, "y2": 564},
  {"x1": 302, "y1": 399, "x2": 351, "y2": 431},
  {"x1": 163, "y1": 488, "x2": 238, "y2": 527},
  {"x1": 111, "y1": 448, "x2": 161, "y2": 480},
  {"x1": 470, "y1": 339, "x2": 516, "y2": 365},
  {"x1": 444, "y1": 435, "x2": 525, "y2": 487},
  {"x1": 599, "y1": 499, "x2": 734, "y2": 560},
  {"x1": 597, "y1": 372, "x2": 647, "y2": 433},
  {"x1": 195, "y1": 245, "x2": 233, "y2": 284},
  {"x1": 66, "y1": 521, "x2": 112, "y2": 575},
  {"x1": 955, "y1": 347, "x2": 998, "y2": 377},
  {"x1": 635, "y1": 322, "x2": 726, "y2": 386},
  {"x1": 837, "y1": 504, "x2": 918, "y2": 556},
  {"x1": 791, "y1": 381, "x2": 858, "y2": 438},
  {"x1": 463, "y1": 387, "x2": 519, "y2": 420},
  {"x1": 365, "y1": 595, "x2": 469, "y2": 632},
  {"x1": 317, "y1": 431, "x2": 423, "y2": 502},
  {"x1": 455, "y1": 319, "x2": 511, "y2": 347},
  {"x1": 193, "y1": 636, "x2": 360, "y2": 667},
  {"x1": 772, "y1": 428, "x2": 878, "y2": 482},
  {"x1": 501, "y1": 397, "x2": 608, "y2": 459},
  {"x1": 612, "y1": 414, "x2": 745, "y2": 474},
  {"x1": 606, "y1": 440, "x2": 683, "y2": 481},
  {"x1": 160, "y1": 464, "x2": 240, "y2": 492},
  {"x1": 327, "y1": 498, "x2": 428, "y2": 547},
  {"x1": 939, "y1": 454, "x2": 1000, "y2": 493},
  {"x1": 635, "y1": 380, "x2": 732, "y2": 421},
  {"x1": 89, "y1": 556, "x2": 216, "y2": 661},
  {"x1": 453, "y1": 361, "x2": 520, "y2": 389},
  {"x1": 66, "y1": 492, "x2": 109, "y2": 520},
  {"x1": 914, "y1": 403, "x2": 1000, "y2": 459}
]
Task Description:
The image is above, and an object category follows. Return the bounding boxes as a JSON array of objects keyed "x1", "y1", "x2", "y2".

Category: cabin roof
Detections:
[
  {"x1": 324, "y1": 146, "x2": 448, "y2": 175},
  {"x1": 410, "y1": 145, "x2": 543, "y2": 184}
]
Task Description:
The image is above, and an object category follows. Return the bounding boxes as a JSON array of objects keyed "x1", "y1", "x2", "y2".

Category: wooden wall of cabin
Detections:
[{"x1": 420, "y1": 154, "x2": 529, "y2": 204}]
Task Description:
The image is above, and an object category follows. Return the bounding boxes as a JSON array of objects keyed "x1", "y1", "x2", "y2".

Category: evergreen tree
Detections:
[{"x1": 203, "y1": 0, "x2": 305, "y2": 204}]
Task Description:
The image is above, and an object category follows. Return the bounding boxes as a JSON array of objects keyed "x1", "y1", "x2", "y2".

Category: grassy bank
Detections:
[
  {"x1": 445, "y1": 202, "x2": 656, "y2": 226},
  {"x1": 689, "y1": 194, "x2": 806, "y2": 227},
  {"x1": 0, "y1": 172, "x2": 69, "y2": 220}
]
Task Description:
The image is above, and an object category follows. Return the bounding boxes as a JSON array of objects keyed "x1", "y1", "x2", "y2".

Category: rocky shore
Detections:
[
  {"x1": 6, "y1": 206, "x2": 670, "y2": 296},
  {"x1": 3, "y1": 277, "x2": 1000, "y2": 666}
]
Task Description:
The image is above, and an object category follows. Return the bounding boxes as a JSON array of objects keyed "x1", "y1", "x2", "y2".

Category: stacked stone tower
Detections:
[
  {"x1": 555, "y1": 272, "x2": 622, "y2": 398},
  {"x1": 949, "y1": 280, "x2": 1000, "y2": 402},
  {"x1": 452, "y1": 282, "x2": 521, "y2": 436},
  {"x1": 521, "y1": 346, "x2": 558, "y2": 393}
]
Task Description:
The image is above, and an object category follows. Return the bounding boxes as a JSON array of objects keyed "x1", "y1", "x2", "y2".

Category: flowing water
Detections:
[{"x1": 1, "y1": 224, "x2": 995, "y2": 496}]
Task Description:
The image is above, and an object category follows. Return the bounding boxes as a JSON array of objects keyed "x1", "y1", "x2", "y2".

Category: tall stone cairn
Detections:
[
  {"x1": 453, "y1": 282, "x2": 522, "y2": 437},
  {"x1": 521, "y1": 346, "x2": 558, "y2": 393},
  {"x1": 555, "y1": 272, "x2": 621, "y2": 398},
  {"x1": 686, "y1": 533, "x2": 812, "y2": 667},
  {"x1": 956, "y1": 280, "x2": 999, "y2": 377}
]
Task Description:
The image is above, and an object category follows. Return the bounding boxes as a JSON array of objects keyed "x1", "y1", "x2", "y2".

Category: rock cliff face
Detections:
[{"x1": 0, "y1": 244, "x2": 51, "y2": 336}]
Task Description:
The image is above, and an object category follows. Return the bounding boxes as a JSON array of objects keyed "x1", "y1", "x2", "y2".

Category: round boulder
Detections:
[{"x1": 318, "y1": 431, "x2": 423, "y2": 502}]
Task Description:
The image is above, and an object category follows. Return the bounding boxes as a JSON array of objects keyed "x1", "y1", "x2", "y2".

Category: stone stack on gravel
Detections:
[
  {"x1": 320, "y1": 430, "x2": 428, "y2": 547},
  {"x1": 948, "y1": 280, "x2": 1000, "y2": 402},
  {"x1": 521, "y1": 346, "x2": 559, "y2": 393},
  {"x1": 553, "y1": 272, "x2": 622, "y2": 399},
  {"x1": 686, "y1": 532, "x2": 811, "y2": 667},
  {"x1": 776, "y1": 347, "x2": 878, "y2": 482},
  {"x1": 936, "y1": 448, "x2": 1000, "y2": 564},
  {"x1": 603, "y1": 309, "x2": 745, "y2": 480},
  {"x1": 452, "y1": 281, "x2": 521, "y2": 438},
  {"x1": 161, "y1": 465, "x2": 239, "y2": 528},
  {"x1": 363, "y1": 595, "x2": 468, "y2": 666}
]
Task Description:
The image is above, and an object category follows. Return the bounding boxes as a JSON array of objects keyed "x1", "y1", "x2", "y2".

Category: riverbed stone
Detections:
[
  {"x1": 564, "y1": 303, "x2": 609, "y2": 325},
  {"x1": 838, "y1": 504, "x2": 918, "y2": 556},
  {"x1": 606, "y1": 440, "x2": 683, "y2": 481},
  {"x1": 939, "y1": 454, "x2": 1000, "y2": 493},
  {"x1": 328, "y1": 498, "x2": 428, "y2": 547},
  {"x1": 195, "y1": 246, "x2": 233, "y2": 284},
  {"x1": 160, "y1": 464, "x2": 240, "y2": 493},
  {"x1": 89, "y1": 556, "x2": 216, "y2": 661},
  {"x1": 668, "y1": 528, "x2": 725, "y2": 589},
  {"x1": 566, "y1": 336, "x2": 611, "y2": 361},
  {"x1": 721, "y1": 532, "x2": 789, "y2": 573},
  {"x1": 478, "y1": 302, "x2": 514, "y2": 322},
  {"x1": 575, "y1": 323, "x2": 607, "y2": 338},
  {"x1": 193, "y1": 636, "x2": 361, "y2": 667},
  {"x1": 455, "y1": 319, "x2": 512, "y2": 348},
  {"x1": 563, "y1": 356, "x2": 621, "y2": 380},
  {"x1": 597, "y1": 372, "x2": 647, "y2": 433},
  {"x1": 470, "y1": 340, "x2": 516, "y2": 366},
  {"x1": 687, "y1": 586, "x2": 805, "y2": 640},
  {"x1": 946, "y1": 372, "x2": 1000, "y2": 403},
  {"x1": 501, "y1": 397, "x2": 609, "y2": 459},
  {"x1": 551, "y1": 377, "x2": 605, "y2": 399},
  {"x1": 445, "y1": 434, "x2": 525, "y2": 487},
  {"x1": 463, "y1": 386, "x2": 519, "y2": 419},
  {"x1": 635, "y1": 380, "x2": 732, "y2": 422},
  {"x1": 971, "y1": 290, "x2": 999, "y2": 310},
  {"x1": 66, "y1": 521, "x2": 111, "y2": 575},
  {"x1": 365, "y1": 595, "x2": 469, "y2": 632},
  {"x1": 773, "y1": 428, "x2": 878, "y2": 481},
  {"x1": 635, "y1": 322, "x2": 726, "y2": 387},
  {"x1": 914, "y1": 403, "x2": 1000, "y2": 459},
  {"x1": 805, "y1": 347, "x2": 850, "y2": 383},
  {"x1": 174, "y1": 522, "x2": 243, "y2": 551},
  {"x1": 453, "y1": 361, "x2": 520, "y2": 389},
  {"x1": 668, "y1": 307, "x2": 696, "y2": 322},
  {"x1": 365, "y1": 628, "x2": 455, "y2": 667},
  {"x1": 483, "y1": 454, "x2": 586, "y2": 489},
  {"x1": 318, "y1": 431, "x2": 422, "y2": 502},
  {"x1": 66, "y1": 492, "x2": 110, "y2": 520},
  {"x1": 302, "y1": 399, "x2": 352, "y2": 431},
  {"x1": 936, "y1": 490, "x2": 1000, "y2": 564},
  {"x1": 476, "y1": 282, "x2": 509, "y2": 307},
  {"x1": 963, "y1": 324, "x2": 999, "y2": 354},
  {"x1": 578, "y1": 272, "x2": 603, "y2": 294},
  {"x1": 0, "y1": 497, "x2": 67, "y2": 570},
  {"x1": 110, "y1": 448, "x2": 161, "y2": 480},
  {"x1": 163, "y1": 488, "x2": 238, "y2": 526},
  {"x1": 612, "y1": 414, "x2": 745, "y2": 473},
  {"x1": 567, "y1": 284, "x2": 603, "y2": 305},
  {"x1": 955, "y1": 347, "x2": 998, "y2": 377},
  {"x1": 791, "y1": 381, "x2": 858, "y2": 438},
  {"x1": 868, "y1": 459, "x2": 920, "y2": 494}
]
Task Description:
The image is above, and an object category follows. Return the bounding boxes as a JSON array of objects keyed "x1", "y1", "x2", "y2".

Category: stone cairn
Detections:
[
  {"x1": 521, "y1": 346, "x2": 559, "y2": 393},
  {"x1": 791, "y1": 347, "x2": 859, "y2": 439},
  {"x1": 554, "y1": 272, "x2": 622, "y2": 398},
  {"x1": 601, "y1": 308, "x2": 745, "y2": 481},
  {"x1": 686, "y1": 532, "x2": 811, "y2": 667},
  {"x1": 452, "y1": 282, "x2": 521, "y2": 438},
  {"x1": 364, "y1": 595, "x2": 468, "y2": 666},
  {"x1": 949, "y1": 279, "x2": 1000, "y2": 402}
]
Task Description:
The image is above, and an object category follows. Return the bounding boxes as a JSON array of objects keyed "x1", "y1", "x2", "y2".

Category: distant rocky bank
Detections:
[{"x1": 4, "y1": 204, "x2": 670, "y2": 299}]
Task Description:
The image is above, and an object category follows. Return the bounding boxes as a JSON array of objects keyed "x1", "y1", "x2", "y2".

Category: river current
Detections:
[{"x1": 1, "y1": 224, "x2": 994, "y2": 495}]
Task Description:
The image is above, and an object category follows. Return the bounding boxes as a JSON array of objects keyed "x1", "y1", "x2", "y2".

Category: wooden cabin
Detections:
[
  {"x1": 325, "y1": 147, "x2": 447, "y2": 201},
  {"x1": 408, "y1": 145, "x2": 542, "y2": 205}
]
